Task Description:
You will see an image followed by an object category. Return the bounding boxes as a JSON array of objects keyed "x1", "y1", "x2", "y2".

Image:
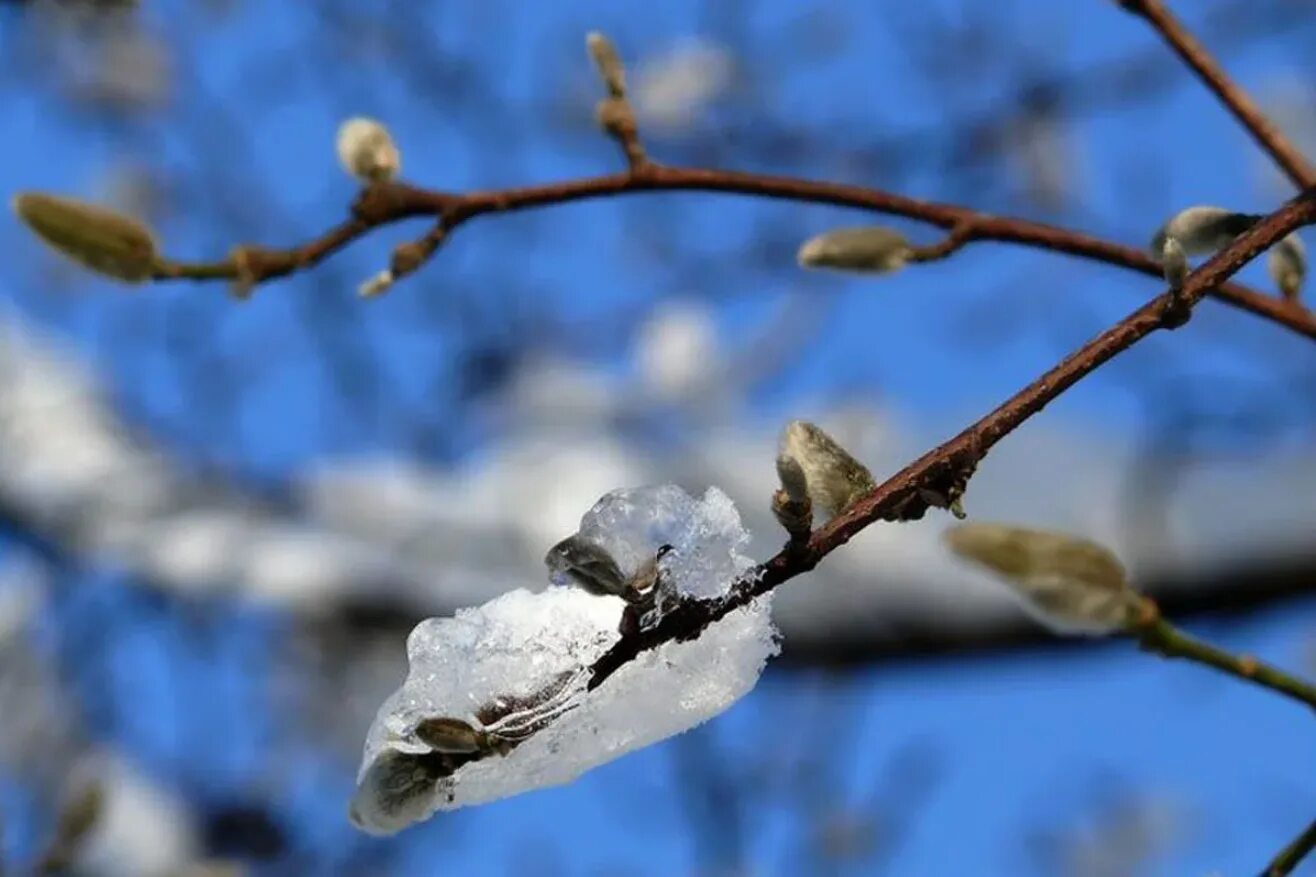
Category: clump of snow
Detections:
[
  {"x1": 350, "y1": 485, "x2": 777, "y2": 834},
  {"x1": 563, "y1": 484, "x2": 754, "y2": 600}
]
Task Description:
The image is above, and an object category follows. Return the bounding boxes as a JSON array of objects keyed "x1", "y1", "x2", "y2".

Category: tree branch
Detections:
[
  {"x1": 1117, "y1": 0, "x2": 1316, "y2": 189},
  {"x1": 150, "y1": 168, "x2": 1316, "y2": 339},
  {"x1": 1260, "y1": 818, "x2": 1316, "y2": 877},
  {"x1": 586, "y1": 190, "x2": 1316, "y2": 690}
]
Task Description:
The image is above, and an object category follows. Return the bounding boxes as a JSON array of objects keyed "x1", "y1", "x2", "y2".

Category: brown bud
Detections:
[
  {"x1": 13, "y1": 192, "x2": 158, "y2": 283},
  {"x1": 391, "y1": 242, "x2": 428, "y2": 279},
  {"x1": 414, "y1": 717, "x2": 484, "y2": 754}
]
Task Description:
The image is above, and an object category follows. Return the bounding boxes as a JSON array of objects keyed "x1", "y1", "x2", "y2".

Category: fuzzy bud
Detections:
[
  {"x1": 413, "y1": 717, "x2": 485, "y2": 754},
  {"x1": 780, "y1": 420, "x2": 876, "y2": 520},
  {"x1": 586, "y1": 31, "x2": 627, "y2": 97},
  {"x1": 12, "y1": 192, "x2": 158, "y2": 283},
  {"x1": 1267, "y1": 232, "x2": 1306, "y2": 303},
  {"x1": 944, "y1": 523, "x2": 1139, "y2": 635},
  {"x1": 336, "y1": 117, "x2": 401, "y2": 184},
  {"x1": 1149, "y1": 205, "x2": 1259, "y2": 259},
  {"x1": 796, "y1": 227, "x2": 912, "y2": 275},
  {"x1": 1160, "y1": 236, "x2": 1188, "y2": 290}
]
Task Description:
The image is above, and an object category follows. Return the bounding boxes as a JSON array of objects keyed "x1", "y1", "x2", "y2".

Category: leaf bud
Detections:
[
  {"x1": 944, "y1": 523, "x2": 1139, "y2": 635},
  {"x1": 12, "y1": 191, "x2": 158, "y2": 283},
  {"x1": 780, "y1": 420, "x2": 876, "y2": 519},
  {"x1": 1149, "y1": 205, "x2": 1258, "y2": 258},
  {"x1": 1267, "y1": 232, "x2": 1306, "y2": 303},
  {"x1": 336, "y1": 117, "x2": 401, "y2": 184},
  {"x1": 1160, "y1": 236, "x2": 1188, "y2": 290},
  {"x1": 797, "y1": 226, "x2": 912, "y2": 275}
]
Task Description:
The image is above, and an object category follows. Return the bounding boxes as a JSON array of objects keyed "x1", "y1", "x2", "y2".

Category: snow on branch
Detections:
[{"x1": 350, "y1": 486, "x2": 777, "y2": 834}]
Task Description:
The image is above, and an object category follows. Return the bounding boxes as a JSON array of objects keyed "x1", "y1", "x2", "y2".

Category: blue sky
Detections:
[{"x1": 1, "y1": 1, "x2": 1314, "y2": 874}]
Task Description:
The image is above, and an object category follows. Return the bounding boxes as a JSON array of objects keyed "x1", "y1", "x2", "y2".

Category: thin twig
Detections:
[
  {"x1": 907, "y1": 221, "x2": 974, "y2": 263},
  {"x1": 1131, "y1": 601, "x2": 1316, "y2": 712},
  {"x1": 150, "y1": 168, "x2": 1316, "y2": 339},
  {"x1": 1118, "y1": 0, "x2": 1316, "y2": 189},
  {"x1": 1260, "y1": 818, "x2": 1316, "y2": 877}
]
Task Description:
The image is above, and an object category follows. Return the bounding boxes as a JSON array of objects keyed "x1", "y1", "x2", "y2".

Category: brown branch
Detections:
[
  {"x1": 585, "y1": 189, "x2": 1316, "y2": 690},
  {"x1": 150, "y1": 168, "x2": 1316, "y2": 338},
  {"x1": 1261, "y1": 817, "x2": 1316, "y2": 877},
  {"x1": 1117, "y1": 0, "x2": 1316, "y2": 189}
]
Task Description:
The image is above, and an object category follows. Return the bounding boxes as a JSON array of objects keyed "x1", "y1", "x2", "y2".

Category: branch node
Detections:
[
  {"x1": 227, "y1": 244, "x2": 293, "y2": 300},
  {"x1": 1130, "y1": 595, "x2": 1161, "y2": 631},
  {"x1": 907, "y1": 221, "x2": 974, "y2": 264},
  {"x1": 913, "y1": 458, "x2": 977, "y2": 520},
  {"x1": 1159, "y1": 294, "x2": 1194, "y2": 329}
]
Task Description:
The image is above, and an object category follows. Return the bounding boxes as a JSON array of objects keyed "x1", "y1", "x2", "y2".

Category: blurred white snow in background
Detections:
[
  {"x1": 74, "y1": 755, "x2": 201, "y2": 877},
  {"x1": 1, "y1": 303, "x2": 1315, "y2": 651},
  {"x1": 631, "y1": 38, "x2": 735, "y2": 132}
]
